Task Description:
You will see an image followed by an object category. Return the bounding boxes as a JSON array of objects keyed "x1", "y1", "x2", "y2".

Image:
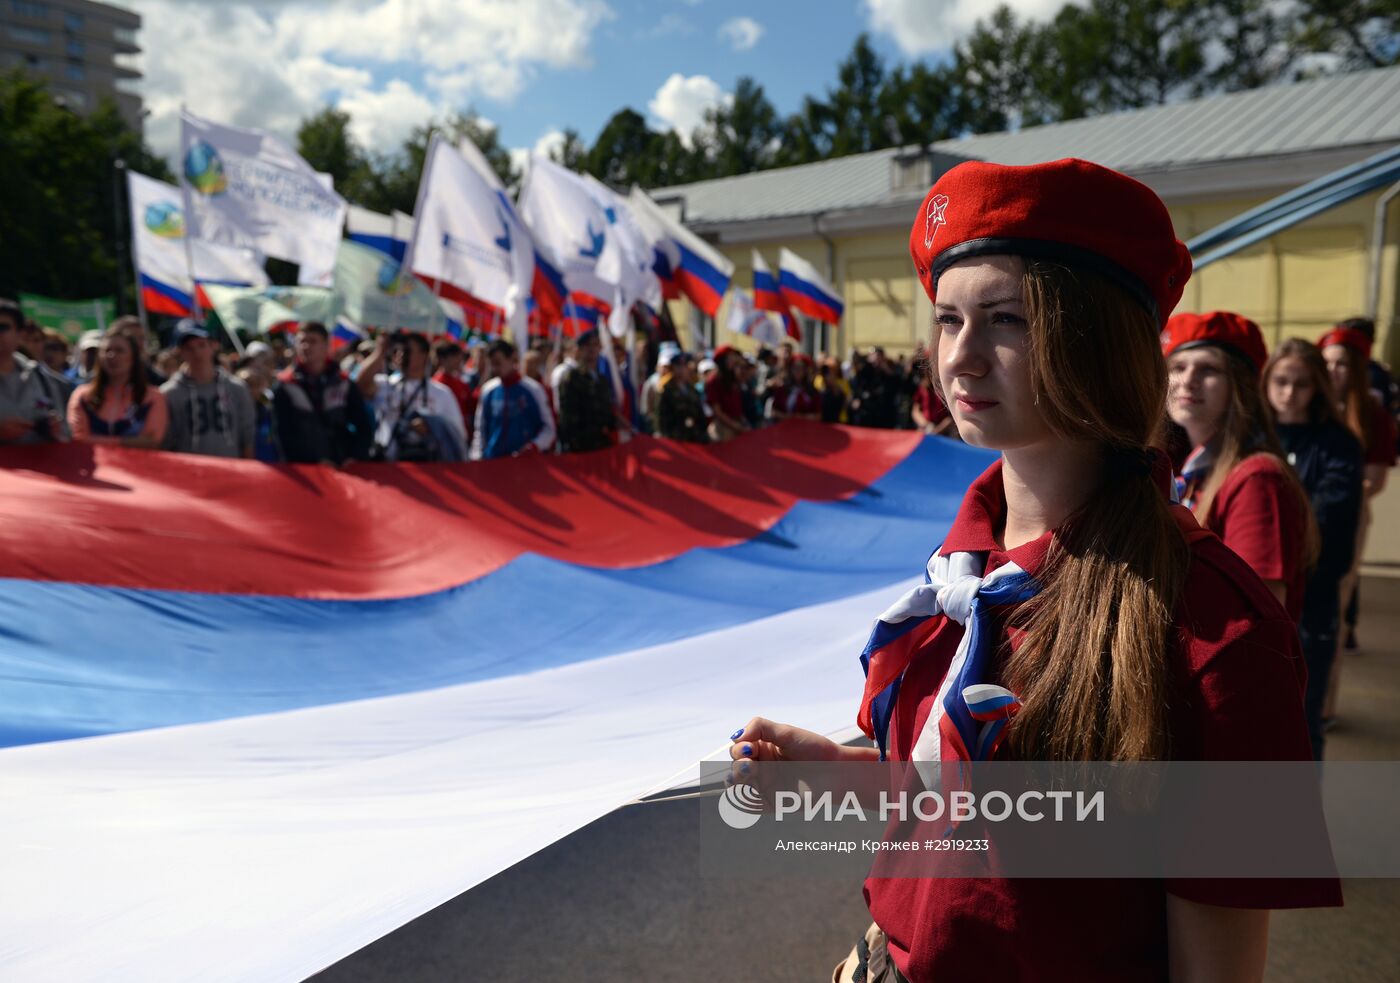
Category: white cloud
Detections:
[
  {"x1": 510, "y1": 127, "x2": 568, "y2": 176},
  {"x1": 718, "y1": 16, "x2": 763, "y2": 52},
  {"x1": 337, "y1": 79, "x2": 439, "y2": 151},
  {"x1": 123, "y1": 0, "x2": 613, "y2": 162},
  {"x1": 862, "y1": 0, "x2": 1068, "y2": 57},
  {"x1": 647, "y1": 73, "x2": 732, "y2": 147}
]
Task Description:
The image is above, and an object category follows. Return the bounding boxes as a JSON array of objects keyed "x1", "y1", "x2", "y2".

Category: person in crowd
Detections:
[
  {"x1": 738, "y1": 354, "x2": 764, "y2": 428},
  {"x1": 271, "y1": 321, "x2": 374, "y2": 466},
  {"x1": 753, "y1": 346, "x2": 777, "y2": 393},
  {"x1": 730, "y1": 159, "x2": 1339, "y2": 982},
  {"x1": 70, "y1": 330, "x2": 103, "y2": 383},
  {"x1": 656, "y1": 352, "x2": 707, "y2": 443},
  {"x1": 236, "y1": 360, "x2": 280, "y2": 463},
  {"x1": 40, "y1": 330, "x2": 69, "y2": 375},
  {"x1": 1337, "y1": 316, "x2": 1397, "y2": 421},
  {"x1": 433, "y1": 340, "x2": 478, "y2": 446},
  {"x1": 705, "y1": 346, "x2": 748, "y2": 442},
  {"x1": 109, "y1": 315, "x2": 167, "y2": 386},
  {"x1": 815, "y1": 357, "x2": 851, "y2": 424},
  {"x1": 1263, "y1": 338, "x2": 1364, "y2": 759},
  {"x1": 17, "y1": 318, "x2": 45, "y2": 362},
  {"x1": 154, "y1": 346, "x2": 182, "y2": 381},
  {"x1": 1320, "y1": 323, "x2": 1397, "y2": 655},
  {"x1": 1163, "y1": 310, "x2": 1316, "y2": 622},
  {"x1": 598, "y1": 334, "x2": 640, "y2": 438},
  {"x1": 549, "y1": 333, "x2": 585, "y2": 416},
  {"x1": 641, "y1": 342, "x2": 681, "y2": 433},
  {"x1": 765, "y1": 352, "x2": 821, "y2": 422},
  {"x1": 471, "y1": 339, "x2": 556, "y2": 460},
  {"x1": 358, "y1": 331, "x2": 466, "y2": 462},
  {"x1": 160, "y1": 320, "x2": 256, "y2": 458},
  {"x1": 849, "y1": 346, "x2": 899, "y2": 428},
  {"x1": 0, "y1": 299, "x2": 70, "y2": 444},
  {"x1": 556, "y1": 329, "x2": 616, "y2": 453},
  {"x1": 244, "y1": 340, "x2": 277, "y2": 375},
  {"x1": 521, "y1": 347, "x2": 554, "y2": 428},
  {"x1": 910, "y1": 374, "x2": 953, "y2": 437},
  {"x1": 67, "y1": 328, "x2": 167, "y2": 447}
]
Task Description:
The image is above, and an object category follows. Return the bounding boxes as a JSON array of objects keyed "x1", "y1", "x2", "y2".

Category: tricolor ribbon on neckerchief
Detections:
[
  {"x1": 1175, "y1": 443, "x2": 1213, "y2": 510},
  {"x1": 858, "y1": 550, "x2": 1040, "y2": 792}
]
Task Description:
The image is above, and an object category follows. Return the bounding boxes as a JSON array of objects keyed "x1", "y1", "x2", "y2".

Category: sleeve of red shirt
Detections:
[
  {"x1": 1211, "y1": 457, "x2": 1301, "y2": 585},
  {"x1": 1366, "y1": 398, "x2": 1398, "y2": 466},
  {"x1": 1165, "y1": 544, "x2": 1343, "y2": 909}
]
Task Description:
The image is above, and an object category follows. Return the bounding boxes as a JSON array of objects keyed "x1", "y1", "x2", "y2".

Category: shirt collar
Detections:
[{"x1": 938, "y1": 459, "x2": 1053, "y2": 577}]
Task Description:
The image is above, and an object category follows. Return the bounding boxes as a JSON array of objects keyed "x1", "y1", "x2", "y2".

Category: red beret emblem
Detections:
[{"x1": 924, "y1": 194, "x2": 949, "y2": 249}]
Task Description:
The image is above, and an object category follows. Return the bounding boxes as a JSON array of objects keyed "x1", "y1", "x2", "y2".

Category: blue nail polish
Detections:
[
  {"x1": 739, "y1": 761, "x2": 751, "y2": 775},
  {"x1": 730, "y1": 728, "x2": 744, "y2": 741},
  {"x1": 741, "y1": 744, "x2": 753, "y2": 757}
]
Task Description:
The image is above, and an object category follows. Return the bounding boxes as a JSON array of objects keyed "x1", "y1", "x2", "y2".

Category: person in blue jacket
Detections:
[
  {"x1": 1264, "y1": 337, "x2": 1364, "y2": 759},
  {"x1": 470, "y1": 339, "x2": 556, "y2": 460}
]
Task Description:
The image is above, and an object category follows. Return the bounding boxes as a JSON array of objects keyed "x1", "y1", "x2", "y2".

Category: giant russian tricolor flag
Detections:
[
  {"x1": 0, "y1": 426, "x2": 993, "y2": 982},
  {"x1": 779, "y1": 247, "x2": 844, "y2": 325}
]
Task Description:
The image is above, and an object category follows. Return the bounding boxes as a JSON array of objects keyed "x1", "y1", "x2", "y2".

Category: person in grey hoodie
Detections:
[{"x1": 160, "y1": 319, "x2": 256, "y2": 458}]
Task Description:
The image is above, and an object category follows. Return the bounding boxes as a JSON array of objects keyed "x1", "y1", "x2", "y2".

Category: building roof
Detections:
[{"x1": 655, "y1": 65, "x2": 1400, "y2": 231}]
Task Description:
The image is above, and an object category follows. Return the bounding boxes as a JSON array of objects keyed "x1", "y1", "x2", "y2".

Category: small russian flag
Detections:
[
  {"x1": 779, "y1": 248, "x2": 843, "y2": 325},
  {"x1": 331, "y1": 317, "x2": 365, "y2": 353},
  {"x1": 752, "y1": 251, "x2": 801, "y2": 340},
  {"x1": 139, "y1": 274, "x2": 192, "y2": 318}
]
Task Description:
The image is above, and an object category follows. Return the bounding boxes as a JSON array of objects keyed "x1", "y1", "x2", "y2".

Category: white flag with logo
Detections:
[
  {"x1": 128, "y1": 170, "x2": 267, "y2": 305},
  {"x1": 580, "y1": 173, "x2": 659, "y2": 314},
  {"x1": 179, "y1": 109, "x2": 347, "y2": 276},
  {"x1": 518, "y1": 155, "x2": 617, "y2": 309},
  {"x1": 406, "y1": 133, "x2": 533, "y2": 350}
]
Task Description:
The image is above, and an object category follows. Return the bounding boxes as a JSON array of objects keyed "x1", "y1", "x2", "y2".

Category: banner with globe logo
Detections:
[{"x1": 179, "y1": 110, "x2": 346, "y2": 276}]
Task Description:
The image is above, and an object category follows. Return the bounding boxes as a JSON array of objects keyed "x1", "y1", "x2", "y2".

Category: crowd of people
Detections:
[{"x1": 0, "y1": 298, "x2": 955, "y2": 465}]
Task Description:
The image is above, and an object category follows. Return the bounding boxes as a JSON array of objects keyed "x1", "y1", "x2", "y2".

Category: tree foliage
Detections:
[{"x1": 0, "y1": 71, "x2": 171, "y2": 305}]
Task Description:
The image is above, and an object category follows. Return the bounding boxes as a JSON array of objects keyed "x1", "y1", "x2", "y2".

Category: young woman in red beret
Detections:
[
  {"x1": 765, "y1": 353, "x2": 822, "y2": 422},
  {"x1": 1320, "y1": 325, "x2": 1396, "y2": 655},
  {"x1": 727, "y1": 158, "x2": 1339, "y2": 982},
  {"x1": 1161, "y1": 311, "x2": 1317, "y2": 622},
  {"x1": 1261, "y1": 339, "x2": 1363, "y2": 758}
]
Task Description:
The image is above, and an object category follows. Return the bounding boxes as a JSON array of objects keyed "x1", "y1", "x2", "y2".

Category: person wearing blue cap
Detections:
[{"x1": 160, "y1": 320, "x2": 257, "y2": 458}]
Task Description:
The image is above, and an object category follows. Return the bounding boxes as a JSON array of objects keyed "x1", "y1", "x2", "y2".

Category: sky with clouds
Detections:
[{"x1": 121, "y1": 0, "x2": 1067, "y2": 169}]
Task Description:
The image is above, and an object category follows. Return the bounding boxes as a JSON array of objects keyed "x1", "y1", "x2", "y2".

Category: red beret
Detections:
[
  {"x1": 909, "y1": 158, "x2": 1191, "y2": 326},
  {"x1": 713, "y1": 344, "x2": 737, "y2": 362},
  {"x1": 1318, "y1": 326, "x2": 1372, "y2": 361},
  {"x1": 1161, "y1": 310, "x2": 1268, "y2": 373}
]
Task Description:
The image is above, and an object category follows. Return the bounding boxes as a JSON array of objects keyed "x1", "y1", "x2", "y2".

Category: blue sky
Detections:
[{"x1": 124, "y1": 0, "x2": 1055, "y2": 165}]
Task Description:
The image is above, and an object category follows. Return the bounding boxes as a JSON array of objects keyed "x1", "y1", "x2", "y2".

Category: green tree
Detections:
[
  {"x1": 548, "y1": 128, "x2": 589, "y2": 171},
  {"x1": 825, "y1": 34, "x2": 893, "y2": 156},
  {"x1": 1292, "y1": 0, "x2": 1400, "y2": 68},
  {"x1": 704, "y1": 76, "x2": 782, "y2": 176},
  {"x1": 952, "y1": 6, "x2": 1041, "y2": 133},
  {"x1": 0, "y1": 71, "x2": 171, "y2": 306},
  {"x1": 586, "y1": 108, "x2": 663, "y2": 186},
  {"x1": 296, "y1": 107, "x2": 374, "y2": 202}
]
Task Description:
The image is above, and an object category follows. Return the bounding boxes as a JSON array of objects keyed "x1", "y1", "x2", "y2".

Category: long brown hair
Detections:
[
  {"x1": 1263, "y1": 338, "x2": 1342, "y2": 427},
  {"x1": 1325, "y1": 341, "x2": 1376, "y2": 453},
  {"x1": 85, "y1": 330, "x2": 148, "y2": 412},
  {"x1": 926, "y1": 261, "x2": 1189, "y2": 762}
]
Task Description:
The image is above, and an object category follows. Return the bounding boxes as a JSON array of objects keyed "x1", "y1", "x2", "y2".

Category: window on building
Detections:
[
  {"x1": 11, "y1": 1, "x2": 48, "y2": 19},
  {"x1": 65, "y1": 37, "x2": 82, "y2": 56},
  {"x1": 113, "y1": 26, "x2": 136, "y2": 46},
  {"x1": 23, "y1": 53, "x2": 46, "y2": 69},
  {"x1": 64, "y1": 60, "x2": 83, "y2": 80},
  {"x1": 55, "y1": 88, "x2": 86, "y2": 110},
  {"x1": 114, "y1": 76, "x2": 141, "y2": 96},
  {"x1": 7, "y1": 25, "x2": 51, "y2": 45},
  {"x1": 63, "y1": 10, "x2": 82, "y2": 30}
]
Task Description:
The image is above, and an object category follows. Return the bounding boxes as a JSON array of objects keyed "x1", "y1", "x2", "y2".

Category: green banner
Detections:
[{"x1": 19, "y1": 294, "x2": 117, "y2": 342}]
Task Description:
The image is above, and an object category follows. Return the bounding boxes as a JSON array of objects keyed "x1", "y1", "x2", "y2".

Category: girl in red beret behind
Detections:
[
  {"x1": 1161, "y1": 311, "x2": 1318, "y2": 622},
  {"x1": 727, "y1": 158, "x2": 1339, "y2": 983}
]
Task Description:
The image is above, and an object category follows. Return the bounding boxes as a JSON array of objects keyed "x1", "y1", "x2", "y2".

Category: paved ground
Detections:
[{"x1": 318, "y1": 483, "x2": 1400, "y2": 983}]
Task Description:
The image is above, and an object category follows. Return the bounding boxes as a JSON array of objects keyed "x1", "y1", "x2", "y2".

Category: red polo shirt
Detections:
[
  {"x1": 1203, "y1": 454, "x2": 1307, "y2": 623},
  {"x1": 864, "y1": 460, "x2": 1341, "y2": 983}
]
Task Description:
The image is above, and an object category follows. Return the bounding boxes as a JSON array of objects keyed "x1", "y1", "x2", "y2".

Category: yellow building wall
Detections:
[{"x1": 685, "y1": 188, "x2": 1400, "y2": 368}]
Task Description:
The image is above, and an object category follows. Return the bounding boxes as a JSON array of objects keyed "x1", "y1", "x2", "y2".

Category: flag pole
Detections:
[
  {"x1": 176, "y1": 106, "x2": 203, "y2": 324},
  {"x1": 390, "y1": 130, "x2": 437, "y2": 340}
]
